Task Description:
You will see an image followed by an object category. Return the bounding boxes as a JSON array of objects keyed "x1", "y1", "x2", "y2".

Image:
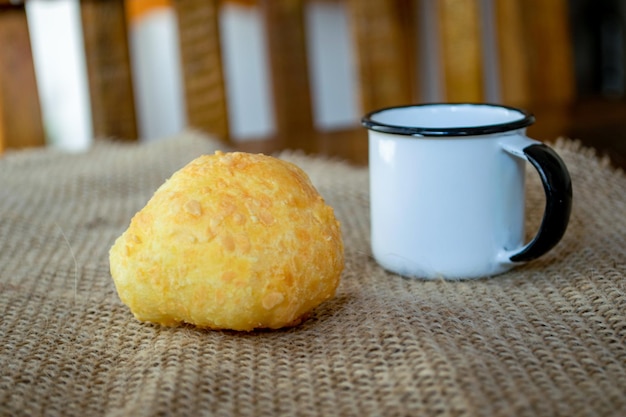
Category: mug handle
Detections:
[{"x1": 502, "y1": 140, "x2": 573, "y2": 263}]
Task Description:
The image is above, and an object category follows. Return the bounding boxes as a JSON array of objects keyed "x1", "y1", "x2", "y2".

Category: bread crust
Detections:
[{"x1": 109, "y1": 152, "x2": 344, "y2": 331}]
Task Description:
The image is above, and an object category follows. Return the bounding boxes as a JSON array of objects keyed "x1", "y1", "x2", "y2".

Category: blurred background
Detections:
[{"x1": 0, "y1": 0, "x2": 625, "y2": 167}]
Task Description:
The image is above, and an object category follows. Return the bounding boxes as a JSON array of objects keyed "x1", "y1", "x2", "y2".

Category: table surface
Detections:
[{"x1": 1, "y1": 132, "x2": 625, "y2": 417}]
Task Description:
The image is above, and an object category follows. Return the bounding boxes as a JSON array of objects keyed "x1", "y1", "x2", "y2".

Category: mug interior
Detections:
[{"x1": 362, "y1": 103, "x2": 535, "y2": 136}]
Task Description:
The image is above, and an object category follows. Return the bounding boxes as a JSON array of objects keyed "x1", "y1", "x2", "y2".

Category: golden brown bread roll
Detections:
[{"x1": 109, "y1": 151, "x2": 344, "y2": 331}]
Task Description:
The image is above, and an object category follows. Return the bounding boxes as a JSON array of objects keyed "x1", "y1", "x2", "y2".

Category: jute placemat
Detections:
[{"x1": 0, "y1": 132, "x2": 624, "y2": 417}]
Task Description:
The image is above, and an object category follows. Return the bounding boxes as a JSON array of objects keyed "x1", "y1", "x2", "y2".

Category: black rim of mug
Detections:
[{"x1": 362, "y1": 103, "x2": 536, "y2": 137}]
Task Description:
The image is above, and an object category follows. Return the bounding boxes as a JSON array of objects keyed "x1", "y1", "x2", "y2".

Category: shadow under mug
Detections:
[{"x1": 362, "y1": 103, "x2": 573, "y2": 280}]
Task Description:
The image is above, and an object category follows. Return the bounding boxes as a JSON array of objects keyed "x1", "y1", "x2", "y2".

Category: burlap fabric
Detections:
[{"x1": 1, "y1": 132, "x2": 625, "y2": 417}]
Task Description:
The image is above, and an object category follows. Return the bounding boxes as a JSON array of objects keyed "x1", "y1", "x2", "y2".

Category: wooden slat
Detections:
[
  {"x1": 0, "y1": 5, "x2": 45, "y2": 151},
  {"x1": 496, "y1": 0, "x2": 574, "y2": 109},
  {"x1": 261, "y1": 0, "x2": 314, "y2": 149},
  {"x1": 519, "y1": 0, "x2": 575, "y2": 106},
  {"x1": 437, "y1": 0, "x2": 484, "y2": 102},
  {"x1": 494, "y1": 0, "x2": 531, "y2": 107},
  {"x1": 173, "y1": 0, "x2": 230, "y2": 141},
  {"x1": 80, "y1": 0, "x2": 138, "y2": 141},
  {"x1": 499, "y1": 0, "x2": 575, "y2": 141},
  {"x1": 346, "y1": 0, "x2": 416, "y2": 113}
]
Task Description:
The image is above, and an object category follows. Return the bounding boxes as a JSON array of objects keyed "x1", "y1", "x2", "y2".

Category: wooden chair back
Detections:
[{"x1": 0, "y1": 0, "x2": 575, "y2": 156}]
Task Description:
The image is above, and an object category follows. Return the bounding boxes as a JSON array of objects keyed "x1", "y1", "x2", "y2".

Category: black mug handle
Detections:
[{"x1": 508, "y1": 143, "x2": 573, "y2": 263}]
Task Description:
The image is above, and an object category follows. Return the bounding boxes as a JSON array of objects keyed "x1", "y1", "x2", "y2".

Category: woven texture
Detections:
[{"x1": 1, "y1": 132, "x2": 625, "y2": 417}]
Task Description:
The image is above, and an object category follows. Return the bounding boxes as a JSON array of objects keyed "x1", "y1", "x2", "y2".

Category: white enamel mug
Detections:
[{"x1": 362, "y1": 103, "x2": 572, "y2": 280}]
